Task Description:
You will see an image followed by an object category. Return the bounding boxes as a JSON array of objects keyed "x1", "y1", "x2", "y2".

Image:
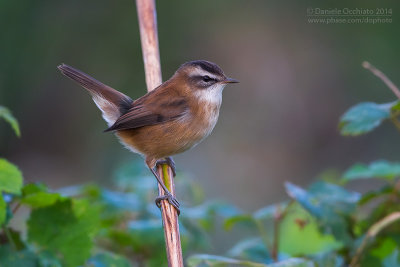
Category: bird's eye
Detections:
[{"x1": 202, "y1": 75, "x2": 212, "y2": 82}]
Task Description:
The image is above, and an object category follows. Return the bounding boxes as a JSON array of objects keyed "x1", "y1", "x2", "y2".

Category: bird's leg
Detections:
[
  {"x1": 149, "y1": 167, "x2": 181, "y2": 215},
  {"x1": 146, "y1": 159, "x2": 180, "y2": 215},
  {"x1": 156, "y1": 157, "x2": 176, "y2": 177}
]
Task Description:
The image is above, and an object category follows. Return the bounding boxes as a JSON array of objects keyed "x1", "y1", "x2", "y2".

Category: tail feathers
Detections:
[{"x1": 58, "y1": 63, "x2": 132, "y2": 126}]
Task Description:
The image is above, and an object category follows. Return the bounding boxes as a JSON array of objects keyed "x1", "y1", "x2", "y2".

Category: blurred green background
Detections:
[{"x1": 1, "y1": 0, "x2": 399, "y2": 211}]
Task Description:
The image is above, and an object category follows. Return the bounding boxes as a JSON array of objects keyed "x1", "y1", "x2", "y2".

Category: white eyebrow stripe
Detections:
[{"x1": 190, "y1": 67, "x2": 219, "y2": 80}]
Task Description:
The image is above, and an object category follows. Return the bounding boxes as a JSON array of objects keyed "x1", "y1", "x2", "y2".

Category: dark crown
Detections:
[{"x1": 180, "y1": 60, "x2": 225, "y2": 77}]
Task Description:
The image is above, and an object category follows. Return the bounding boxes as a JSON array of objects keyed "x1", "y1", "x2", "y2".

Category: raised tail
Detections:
[{"x1": 58, "y1": 64, "x2": 132, "y2": 126}]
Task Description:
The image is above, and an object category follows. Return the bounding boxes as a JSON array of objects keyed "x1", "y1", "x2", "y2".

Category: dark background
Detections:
[{"x1": 1, "y1": 0, "x2": 399, "y2": 211}]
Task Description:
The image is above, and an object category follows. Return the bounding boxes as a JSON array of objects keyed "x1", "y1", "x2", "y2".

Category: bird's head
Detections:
[{"x1": 173, "y1": 60, "x2": 239, "y2": 104}]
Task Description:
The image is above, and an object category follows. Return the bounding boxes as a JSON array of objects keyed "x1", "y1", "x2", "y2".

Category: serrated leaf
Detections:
[
  {"x1": 339, "y1": 102, "x2": 396, "y2": 136},
  {"x1": 88, "y1": 251, "x2": 132, "y2": 267},
  {"x1": 0, "y1": 106, "x2": 20, "y2": 137},
  {"x1": 27, "y1": 199, "x2": 100, "y2": 267},
  {"x1": 343, "y1": 160, "x2": 400, "y2": 181},
  {"x1": 0, "y1": 158, "x2": 23, "y2": 195}
]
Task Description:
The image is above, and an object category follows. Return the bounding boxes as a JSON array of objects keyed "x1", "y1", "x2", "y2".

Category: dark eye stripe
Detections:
[
  {"x1": 189, "y1": 75, "x2": 218, "y2": 89},
  {"x1": 202, "y1": 75, "x2": 212, "y2": 82}
]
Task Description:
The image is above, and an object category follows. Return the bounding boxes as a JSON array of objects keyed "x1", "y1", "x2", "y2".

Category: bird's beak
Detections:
[{"x1": 221, "y1": 77, "x2": 239, "y2": 84}]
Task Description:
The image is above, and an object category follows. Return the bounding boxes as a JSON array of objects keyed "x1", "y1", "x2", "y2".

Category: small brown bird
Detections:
[{"x1": 58, "y1": 60, "x2": 238, "y2": 213}]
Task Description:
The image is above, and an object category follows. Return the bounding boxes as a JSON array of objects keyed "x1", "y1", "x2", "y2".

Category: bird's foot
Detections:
[
  {"x1": 156, "y1": 157, "x2": 176, "y2": 177},
  {"x1": 155, "y1": 192, "x2": 180, "y2": 215}
]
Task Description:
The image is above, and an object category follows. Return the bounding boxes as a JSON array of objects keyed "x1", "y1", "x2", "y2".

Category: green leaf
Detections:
[
  {"x1": 22, "y1": 183, "x2": 48, "y2": 195},
  {"x1": 224, "y1": 214, "x2": 256, "y2": 231},
  {"x1": 279, "y1": 204, "x2": 342, "y2": 256},
  {"x1": 339, "y1": 102, "x2": 396, "y2": 136},
  {"x1": 0, "y1": 245, "x2": 38, "y2": 267},
  {"x1": 127, "y1": 220, "x2": 165, "y2": 250},
  {"x1": 0, "y1": 106, "x2": 20, "y2": 137},
  {"x1": 285, "y1": 182, "x2": 360, "y2": 245},
  {"x1": 310, "y1": 252, "x2": 344, "y2": 267},
  {"x1": 88, "y1": 252, "x2": 132, "y2": 267},
  {"x1": 285, "y1": 182, "x2": 360, "y2": 217},
  {"x1": 21, "y1": 191, "x2": 61, "y2": 208},
  {"x1": 253, "y1": 203, "x2": 286, "y2": 221},
  {"x1": 0, "y1": 194, "x2": 6, "y2": 226},
  {"x1": 285, "y1": 183, "x2": 322, "y2": 217},
  {"x1": 228, "y1": 237, "x2": 271, "y2": 263},
  {"x1": 358, "y1": 185, "x2": 393, "y2": 206},
  {"x1": 383, "y1": 249, "x2": 400, "y2": 267},
  {"x1": 307, "y1": 182, "x2": 360, "y2": 214},
  {"x1": 343, "y1": 160, "x2": 400, "y2": 181},
  {"x1": 184, "y1": 201, "x2": 241, "y2": 232},
  {"x1": 20, "y1": 183, "x2": 62, "y2": 208},
  {"x1": 370, "y1": 237, "x2": 397, "y2": 260},
  {"x1": 27, "y1": 199, "x2": 100, "y2": 267},
  {"x1": 37, "y1": 251, "x2": 62, "y2": 267},
  {"x1": 0, "y1": 158, "x2": 23, "y2": 195},
  {"x1": 106, "y1": 219, "x2": 165, "y2": 257}
]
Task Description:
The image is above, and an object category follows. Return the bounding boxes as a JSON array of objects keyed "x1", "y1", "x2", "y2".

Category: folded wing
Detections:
[{"x1": 105, "y1": 92, "x2": 188, "y2": 132}]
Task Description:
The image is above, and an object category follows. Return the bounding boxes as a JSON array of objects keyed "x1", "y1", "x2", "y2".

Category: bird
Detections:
[{"x1": 58, "y1": 60, "x2": 238, "y2": 214}]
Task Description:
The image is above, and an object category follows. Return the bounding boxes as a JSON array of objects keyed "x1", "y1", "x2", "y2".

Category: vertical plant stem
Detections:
[
  {"x1": 362, "y1": 61, "x2": 400, "y2": 100},
  {"x1": 135, "y1": 1, "x2": 183, "y2": 266}
]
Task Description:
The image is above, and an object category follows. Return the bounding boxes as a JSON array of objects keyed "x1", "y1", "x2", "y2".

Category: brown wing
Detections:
[{"x1": 104, "y1": 88, "x2": 188, "y2": 132}]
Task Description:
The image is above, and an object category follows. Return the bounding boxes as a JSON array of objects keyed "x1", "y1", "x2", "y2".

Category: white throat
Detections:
[{"x1": 194, "y1": 83, "x2": 225, "y2": 106}]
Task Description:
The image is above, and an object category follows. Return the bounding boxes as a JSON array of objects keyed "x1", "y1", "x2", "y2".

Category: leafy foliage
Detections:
[{"x1": 27, "y1": 199, "x2": 100, "y2": 267}]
